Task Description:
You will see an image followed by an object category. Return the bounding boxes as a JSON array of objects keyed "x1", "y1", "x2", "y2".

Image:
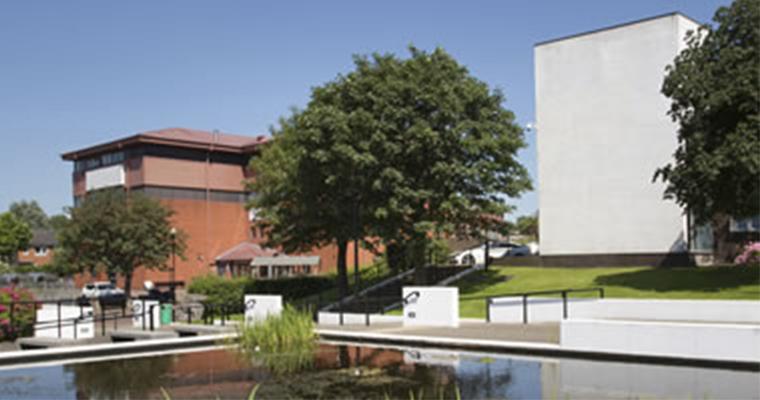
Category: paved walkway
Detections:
[{"x1": 317, "y1": 321, "x2": 560, "y2": 345}]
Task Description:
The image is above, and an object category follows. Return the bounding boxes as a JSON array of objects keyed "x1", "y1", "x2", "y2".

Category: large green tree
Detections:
[
  {"x1": 0, "y1": 212, "x2": 33, "y2": 263},
  {"x1": 9, "y1": 200, "x2": 49, "y2": 230},
  {"x1": 654, "y1": 0, "x2": 760, "y2": 254},
  {"x1": 56, "y1": 190, "x2": 186, "y2": 297},
  {"x1": 249, "y1": 47, "x2": 531, "y2": 298}
]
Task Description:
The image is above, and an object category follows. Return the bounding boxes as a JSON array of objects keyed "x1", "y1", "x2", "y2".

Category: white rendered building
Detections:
[{"x1": 535, "y1": 13, "x2": 703, "y2": 266}]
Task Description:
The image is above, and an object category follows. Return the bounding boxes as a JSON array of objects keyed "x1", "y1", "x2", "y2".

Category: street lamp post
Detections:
[{"x1": 170, "y1": 227, "x2": 177, "y2": 303}]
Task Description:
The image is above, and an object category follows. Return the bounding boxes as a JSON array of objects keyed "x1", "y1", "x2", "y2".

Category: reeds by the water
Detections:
[{"x1": 236, "y1": 305, "x2": 317, "y2": 374}]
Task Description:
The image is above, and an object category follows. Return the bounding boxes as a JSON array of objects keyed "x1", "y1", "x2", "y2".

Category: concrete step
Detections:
[
  {"x1": 17, "y1": 337, "x2": 84, "y2": 350},
  {"x1": 170, "y1": 323, "x2": 236, "y2": 337},
  {"x1": 110, "y1": 329, "x2": 178, "y2": 342}
]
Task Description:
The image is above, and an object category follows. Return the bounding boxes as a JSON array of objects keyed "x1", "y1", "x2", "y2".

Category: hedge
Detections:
[{"x1": 188, "y1": 274, "x2": 334, "y2": 309}]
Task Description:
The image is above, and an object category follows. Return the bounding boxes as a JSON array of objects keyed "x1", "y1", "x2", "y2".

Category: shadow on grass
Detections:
[
  {"x1": 458, "y1": 270, "x2": 511, "y2": 295},
  {"x1": 594, "y1": 266, "x2": 760, "y2": 293}
]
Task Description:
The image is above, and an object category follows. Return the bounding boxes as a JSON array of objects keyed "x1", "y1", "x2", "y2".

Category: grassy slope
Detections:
[{"x1": 457, "y1": 266, "x2": 760, "y2": 319}]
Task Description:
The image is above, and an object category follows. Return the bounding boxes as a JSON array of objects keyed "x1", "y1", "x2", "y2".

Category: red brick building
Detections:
[
  {"x1": 17, "y1": 229, "x2": 56, "y2": 266},
  {"x1": 62, "y1": 128, "x2": 375, "y2": 288}
]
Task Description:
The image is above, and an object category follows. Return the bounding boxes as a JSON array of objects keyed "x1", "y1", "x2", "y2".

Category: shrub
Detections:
[
  {"x1": 243, "y1": 276, "x2": 334, "y2": 300},
  {"x1": 735, "y1": 242, "x2": 760, "y2": 266},
  {"x1": 0, "y1": 286, "x2": 36, "y2": 341},
  {"x1": 188, "y1": 274, "x2": 335, "y2": 309},
  {"x1": 187, "y1": 274, "x2": 246, "y2": 308}
]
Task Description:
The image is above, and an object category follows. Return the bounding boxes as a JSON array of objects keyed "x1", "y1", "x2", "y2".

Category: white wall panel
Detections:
[{"x1": 536, "y1": 15, "x2": 699, "y2": 255}]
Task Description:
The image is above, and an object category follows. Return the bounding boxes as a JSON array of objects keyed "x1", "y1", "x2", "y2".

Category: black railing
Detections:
[
  {"x1": 0, "y1": 297, "x2": 233, "y2": 342},
  {"x1": 327, "y1": 295, "x2": 402, "y2": 327},
  {"x1": 485, "y1": 287, "x2": 605, "y2": 324}
]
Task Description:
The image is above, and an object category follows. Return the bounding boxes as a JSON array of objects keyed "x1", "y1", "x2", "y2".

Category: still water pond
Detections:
[{"x1": 0, "y1": 343, "x2": 757, "y2": 399}]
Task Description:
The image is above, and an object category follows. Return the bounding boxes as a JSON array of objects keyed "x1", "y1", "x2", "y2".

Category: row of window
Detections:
[
  {"x1": 74, "y1": 151, "x2": 125, "y2": 172},
  {"x1": 73, "y1": 144, "x2": 251, "y2": 173},
  {"x1": 74, "y1": 187, "x2": 255, "y2": 205},
  {"x1": 21, "y1": 247, "x2": 50, "y2": 257}
]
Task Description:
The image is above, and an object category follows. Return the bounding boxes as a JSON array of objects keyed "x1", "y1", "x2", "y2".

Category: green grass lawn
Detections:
[{"x1": 456, "y1": 266, "x2": 760, "y2": 319}]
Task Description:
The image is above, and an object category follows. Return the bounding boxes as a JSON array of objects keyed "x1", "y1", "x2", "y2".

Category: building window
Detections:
[
  {"x1": 35, "y1": 247, "x2": 48, "y2": 256},
  {"x1": 730, "y1": 216, "x2": 760, "y2": 233},
  {"x1": 690, "y1": 223, "x2": 714, "y2": 252},
  {"x1": 74, "y1": 151, "x2": 126, "y2": 173},
  {"x1": 101, "y1": 151, "x2": 125, "y2": 166},
  {"x1": 22, "y1": 248, "x2": 30, "y2": 256}
]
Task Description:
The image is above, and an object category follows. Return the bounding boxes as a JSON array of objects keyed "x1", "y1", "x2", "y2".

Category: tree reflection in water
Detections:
[
  {"x1": 61, "y1": 345, "x2": 509, "y2": 399},
  {"x1": 66, "y1": 355, "x2": 173, "y2": 399}
]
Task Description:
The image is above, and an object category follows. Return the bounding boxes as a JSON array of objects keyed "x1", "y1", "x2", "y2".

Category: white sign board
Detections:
[
  {"x1": 403, "y1": 286, "x2": 459, "y2": 327},
  {"x1": 35, "y1": 304, "x2": 95, "y2": 340},
  {"x1": 132, "y1": 300, "x2": 161, "y2": 329},
  {"x1": 244, "y1": 294, "x2": 283, "y2": 325},
  {"x1": 85, "y1": 164, "x2": 125, "y2": 191}
]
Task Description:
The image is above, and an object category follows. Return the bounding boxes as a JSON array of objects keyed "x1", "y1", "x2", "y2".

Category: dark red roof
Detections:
[
  {"x1": 62, "y1": 127, "x2": 270, "y2": 160},
  {"x1": 215, "y1": 242, "x2": 277, "y2": 263}
]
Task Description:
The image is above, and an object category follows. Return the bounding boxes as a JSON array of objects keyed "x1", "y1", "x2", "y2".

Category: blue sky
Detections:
[{"x1": 0, "y1": 0, "x2": 728, "y2": 219}]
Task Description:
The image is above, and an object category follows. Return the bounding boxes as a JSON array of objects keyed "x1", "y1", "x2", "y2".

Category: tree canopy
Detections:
[
  {"x1": 249, "y1": 47, "x2": 531, "y2": 297},
  {"x1": 9, "y1": 200, "x2": 49, "y2": 230},
  {"x1": 0, "y1": 212, "x2": 33, "y2": 263},
  {"x1": 515, "y1": 213, "x2": 538, "y2": 239},
  {"x1": 56, "y1": 190, "x2": 185, "y2": 296},
  {"x1": 655, "y1": 0, "x2": 760, "y2": 224}
]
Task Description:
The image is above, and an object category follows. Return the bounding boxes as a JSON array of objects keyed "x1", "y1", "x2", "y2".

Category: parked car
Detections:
[
  {"x1": 81, "y1": 281, "x2": 126, "y2": 306},
  {"x1": 453, "y1": 242, "x2": 531, "y2": 265}
]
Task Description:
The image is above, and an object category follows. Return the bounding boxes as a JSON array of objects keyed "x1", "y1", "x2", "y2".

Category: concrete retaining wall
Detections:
[
  {"x1": 489, "y1": 298, "x2": 760, "y2": 324},
  {"x1": 317, "y1": 312, "x2": 402, "y2": 326},
  {"x1": 561, "y1": 319, "x2": 760, "y2": 363}
]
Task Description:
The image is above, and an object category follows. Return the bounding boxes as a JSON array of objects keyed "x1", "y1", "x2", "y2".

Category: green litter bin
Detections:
[{"x1": 160, "y1": 303, "x2": 173, "y2": 325}]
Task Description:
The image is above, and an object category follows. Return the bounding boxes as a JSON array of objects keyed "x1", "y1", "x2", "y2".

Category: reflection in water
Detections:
[
  {"x1": 66, "y1": 356, "x2": 174, "y2": 399},
  {"x1": 0, "y1": 344, "x2": 757, "y2": 399}
]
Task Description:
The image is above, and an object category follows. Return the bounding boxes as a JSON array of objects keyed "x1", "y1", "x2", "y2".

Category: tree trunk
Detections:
[
  {"x1": 712, "y1": 214, "x2": 733, "y2": 263},
  {"x1": 386, "y1": 242, "x2": 399, "y2": 274},
  {"x1": 123, "y1": 271, "x2": 133, "y2": 299},
  {"x1": 336, "y1": 241, "x2": 349, "y2": 301}
]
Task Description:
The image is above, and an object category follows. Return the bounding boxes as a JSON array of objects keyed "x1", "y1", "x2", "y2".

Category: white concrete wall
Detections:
[
  {"x1": 317, "y1": 312, "x2": 402, "y2": 325},
  {"x1": 35, "y1": 305, "x2": 94, "y2": 340},
  {"x1": 536, "y1": 14, "x2": 700, "y2": 255},
  {"x1": 244, "y1": 295, "x2": 282, "y2": 325},
  {"x1": 489, "y1": 298, "x2": 760, "y2": 324},
  {"x1": 85, "y1": 164, "x2": 125, "y2": 191},
  {"x1": 489, "y1": 297, "x2": 598, "y2": 323},
  {"x1": 549, "y1": 357, "x2": 760, "y2": 399},
  {"x1": 561, "y1": 319, "x2": 760, "y2": 363},
  {"x1": 403, "y1": 287, "x2": 459, "y2": 327}
]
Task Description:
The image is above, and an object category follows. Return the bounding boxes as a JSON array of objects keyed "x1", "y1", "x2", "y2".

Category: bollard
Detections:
[
  {"x1": 485, "y1": 298, "x2": 491, "y2": 323},
  {"x1": 364, "y1": 296, "x2": 369, "y2": 326},
  {"x1": 522, "y1": 295, "x2": 528, "y2": 324},
  {"x1": 74, "y1": 319, "x2": 78, "y2": 340},
  {"x1": 142, "y1": 299, "x2": 147, "y2": 331},
  {"x1": 187, "y1": 306, "x2": 192, "y2": 324},
  {"x1": 101, "y1": 307, "x2": 106, "y2": 336},
  {"x1": 562, "y1": 291, "x2": 568, "y2": 319},
  {"x1": 57, "y1": 301, "x2": 62, "y2": 339}
]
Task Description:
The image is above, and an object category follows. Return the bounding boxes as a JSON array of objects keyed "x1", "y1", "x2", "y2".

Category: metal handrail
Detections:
[
  {"x1": 485, "y1": 287, "x2": 605, "y2": 324},
  {"x1": 2, "y1": 297, "x2": 231, "y2": 342}
]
